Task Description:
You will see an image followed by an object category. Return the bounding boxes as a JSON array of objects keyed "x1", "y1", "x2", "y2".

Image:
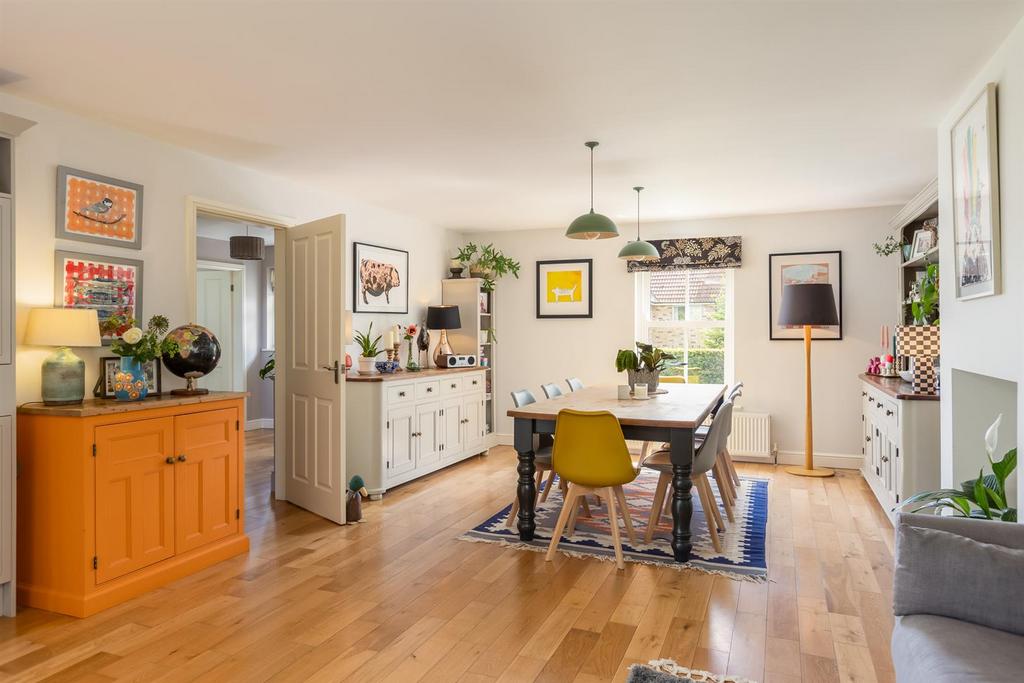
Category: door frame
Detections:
[
  {"x1": 196, "y1": 259, "x2": 245, "y2": 393},
  {"x1": 184, "y1": 197, "x2": 292, "y2": 498}
]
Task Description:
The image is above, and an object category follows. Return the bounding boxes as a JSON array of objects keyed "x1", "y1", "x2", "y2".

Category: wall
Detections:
[
  {"x1": 467, "y1": 205, "x2": 898, "y2": 464},
  {"x1": 1, "y1": 92, "x2": 458, "y2": 404},
  {"x1": 937, "y1": 16, "x2": 1024, "y2": 496}
]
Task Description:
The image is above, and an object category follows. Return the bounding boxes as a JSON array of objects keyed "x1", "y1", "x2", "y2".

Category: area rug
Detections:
[
  {"x1": 460, "y1": 468, "x2": 768, "y2": 581},
  {"x1": 627, "y1": 659, "x2": 758, "y2": 683}
]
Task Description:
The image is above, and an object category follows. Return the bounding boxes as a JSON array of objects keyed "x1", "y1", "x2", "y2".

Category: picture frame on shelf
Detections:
[
  {"x1": 56, "y1": 166, "x2": 144, "y2": 250},
  {"x1": 353, "y1": 242, "x2": 409, "y2": 314},
  {"x1": 769, "y1": 251, "x2": 842, "y2": 340},
  {"x1": 95, "y1": 357, "x2": 161, "y2": 399},
  {"x1": 536, "y1": 258, "x2": 593, "y2": 319},
  {"x1": 910, "y1": 228, "x2": 935, "y2": 259},
  {"x1": 54, "y1": 250, "x2": 143, "y2": 345}
]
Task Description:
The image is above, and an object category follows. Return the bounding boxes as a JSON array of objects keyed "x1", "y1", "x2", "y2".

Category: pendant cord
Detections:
[
  {"x1": 590, "y1": 145, "x2": 594, "y2": 211},
  {"x1": 636, "y1": 189, "x2": 641, "y2": 240}
]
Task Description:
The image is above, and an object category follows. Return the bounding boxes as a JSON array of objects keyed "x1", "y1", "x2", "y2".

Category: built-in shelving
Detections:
[
  {"x1": 901, "y1": 246, "x2": 939, "y2": 269},
  {"x1": 891, "y1": 180, "x2": 939, "y2": 326},
  {"x1": 441, "y1": 278, "x2": 497, "y2": 447}
]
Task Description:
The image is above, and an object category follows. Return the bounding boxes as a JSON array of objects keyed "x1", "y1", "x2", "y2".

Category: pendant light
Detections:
[
  {"x1": 565, "y1": 141, "x2": 620, "y2": 240},
  {"x1": 617, "y1": 186, "x2": 660, "y2": 261},
  {"x1": 230, "y1": 223, "x2": 265, "y2": 260}
]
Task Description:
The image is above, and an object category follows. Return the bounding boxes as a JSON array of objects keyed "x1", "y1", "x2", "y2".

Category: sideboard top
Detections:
[
  {"x1": 345, "y1": 366, "x2": 486, "y2": 382},
  {"x1": 18, "y1": 391, "x2": 248, "y2": 417}
]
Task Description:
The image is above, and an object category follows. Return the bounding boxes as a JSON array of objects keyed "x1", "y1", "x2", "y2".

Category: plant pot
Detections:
[
  {"x1": 114, "y1": 357, "x2": 149, "y2": 401},
  {"x1": 902, "y1": 245, "x2": 913, "y2": 261},
  {"x1": 469, "y1": 267, "x2": 488, "y2": 279},
  {"x1": 357, "y1": 356, "x2": 377, "y2": 375},
  {"x1": 627, "y1": 369, "x2": 659, "y2": 393}
]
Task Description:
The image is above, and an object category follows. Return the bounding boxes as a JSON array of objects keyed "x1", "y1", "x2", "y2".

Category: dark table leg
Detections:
[
  {"x1": 513, "y1": 417, "x2": 537, "y2": 541},
  {"x1": 669, "y1": 428, "x2": 695, "y2": 562}
]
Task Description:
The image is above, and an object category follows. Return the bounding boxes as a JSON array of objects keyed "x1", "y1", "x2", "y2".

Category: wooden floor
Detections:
[{"x1": 0, "y1": 431, "x2": 897, "y2": 683}]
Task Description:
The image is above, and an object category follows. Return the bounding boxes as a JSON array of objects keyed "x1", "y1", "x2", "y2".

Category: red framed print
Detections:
[{"x1": 54, "y1": 250, "x2": 143, "y2": 345}]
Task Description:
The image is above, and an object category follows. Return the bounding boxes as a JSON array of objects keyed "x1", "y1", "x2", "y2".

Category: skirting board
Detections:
[{"x1": 245, "y1": 418, "x2": 274, "y2": 431}]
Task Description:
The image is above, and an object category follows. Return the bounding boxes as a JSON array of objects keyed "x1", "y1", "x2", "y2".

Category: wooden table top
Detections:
[{"x1": 507, "y1": 383, "x2": 727, "y2": 429}]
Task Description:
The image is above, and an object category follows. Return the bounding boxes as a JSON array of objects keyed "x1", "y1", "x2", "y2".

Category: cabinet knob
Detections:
[
  {"x1": 881, "y1": 455, "x2": 889, "y2": 463},
  {"x1": 165, "y1": 456, "x2": 175, "y2": 465},
  {"x1": 886, "y1": 410, "x2": 893, "y2": 416},
  {"x1": 861, "y1": 391, "x2": 867, "y2": 397},
  {"x1": 472, "y1": 380, "x2": 478, "y2": 385},
  {"x1": 427, "y1": 387, "x2": 433, "y2": 392},
  {"x1": 451, "y1": 383, "x2": 457, "y2": 388},
  {"x1": 177, "y1": 455, "x2": 187, "y2": 462},
  {"x1": 865, "y1": 436, "x2": 871, "y2": 443},
  {"x1": 399, "y1": 391, "x2": 406, "y2": 397}
]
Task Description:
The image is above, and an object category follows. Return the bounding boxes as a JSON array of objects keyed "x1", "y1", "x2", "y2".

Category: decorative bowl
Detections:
[
  {"x1": 375, "y1": 360, "x2": 400, "y2": 374},
  {"x1": 898, "y1": 369, "x2": 915, "y2": 383}
]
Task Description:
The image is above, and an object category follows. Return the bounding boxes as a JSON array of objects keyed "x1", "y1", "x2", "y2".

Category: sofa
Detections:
[{"x1": 892, "y1": 512, "x2": 1024, "y2": 682}]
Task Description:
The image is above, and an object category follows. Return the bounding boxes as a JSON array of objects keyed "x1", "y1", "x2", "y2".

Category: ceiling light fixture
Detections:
[
  {"x1": 229, "y1": 223, "x2": 265, "y2": 260},
  {"x1": 617, "y1": 186, "x2": 660, "y2": 261},
  {"x1": 565, "y1": 141, "x2": 620, "y2": 240}
]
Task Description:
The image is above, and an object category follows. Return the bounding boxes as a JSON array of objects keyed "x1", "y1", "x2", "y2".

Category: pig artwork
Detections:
[{"x1": 359, "y1": 259, "x2": 401, "y2": 305}]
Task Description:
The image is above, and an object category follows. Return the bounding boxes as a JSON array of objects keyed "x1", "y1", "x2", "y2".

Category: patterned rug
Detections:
[{"x1": 460, "y1": 468, "x2": 768, "y2": 581}]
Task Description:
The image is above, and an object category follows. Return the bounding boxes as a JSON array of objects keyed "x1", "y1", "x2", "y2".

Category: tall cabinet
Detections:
[{"x1": 442, "y1": 277, "x2": 497, "y2": 444}]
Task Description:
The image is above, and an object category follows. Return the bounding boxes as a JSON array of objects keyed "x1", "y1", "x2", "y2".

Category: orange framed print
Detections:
[{"x1": 56, "y1": 166, "x2": 143, "y2": 249}]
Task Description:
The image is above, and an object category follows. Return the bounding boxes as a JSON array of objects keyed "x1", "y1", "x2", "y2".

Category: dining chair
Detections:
[
  {"x1": 545, "y1": 409, "x2": 638, "y2": 569},
  {"x1": 641, "y1": 400, "x2": 734, "y2": 552},
  {"x1": 566, "y1": 377, "x2": 585, "y2": 392},
  {"x1": 541, "y1": 383, "x2": 563, "y2": 399},
  {"x1": 505, "y1": 389, "x2": 558, "y2": 526}
]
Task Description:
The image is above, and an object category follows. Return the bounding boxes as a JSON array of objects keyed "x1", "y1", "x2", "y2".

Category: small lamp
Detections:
[
  {"x1": 426, "y1": 305, "x2": 461, "y2": 368},
  {"x1": 778, "y1": 283, "x2": 839, "y2": 478},
  {"x1": 25, "y1": 308, "x2": 102, "y2": 405}
]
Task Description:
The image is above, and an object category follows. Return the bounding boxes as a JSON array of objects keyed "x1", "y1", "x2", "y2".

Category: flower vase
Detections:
[
  {"x1": 405, "y1": 342, "x2": 419, "y2": 371},
  {"x1": 114, "y1": 357, "x2": 149, "y2": 401}
]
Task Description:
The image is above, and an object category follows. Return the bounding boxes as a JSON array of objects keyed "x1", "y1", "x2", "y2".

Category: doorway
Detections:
[{"x1": 195, "y1": 261, "x2": 244, "y2": 392}]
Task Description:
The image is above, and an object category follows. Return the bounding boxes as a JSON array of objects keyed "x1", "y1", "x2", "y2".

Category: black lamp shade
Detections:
[
  {"x1": 778, "y1": 283, "x2": 839, "y2": 326},
  {"x1": 426, "y1": 305, "x2": 461, "y2": 330},
  {"x1": 229, "y1": 235, "x2": 265, "y2": 260}
]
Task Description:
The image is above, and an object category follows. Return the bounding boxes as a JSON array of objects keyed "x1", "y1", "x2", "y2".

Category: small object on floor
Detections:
[
  {"x1": 346, "y1": 475, "x2": 368, "y2": 523},
  {"x1": 627, "y1": 659, "x2": 758, "y2": 683}
]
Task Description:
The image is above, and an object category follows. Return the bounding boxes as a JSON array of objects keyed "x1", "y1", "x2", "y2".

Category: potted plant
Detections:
[
  {"x1": 872, "y1": 234, "x2": 906, "y2": 259},
  {"x1": 107, "y1": 314, "x2": 180, "y2": 401},
  {"x1": 911, "y1": 263, "x2": 939, "y2": 325},
  {"x1": 353, "y1": 322, "x2": 383, "y2": 375},
  {"x1": 615, "y1": 342, "x2": 675, "y2": 392},
  {"x1": 455, "y1": 242, "x2": 521, "y2": 292}
]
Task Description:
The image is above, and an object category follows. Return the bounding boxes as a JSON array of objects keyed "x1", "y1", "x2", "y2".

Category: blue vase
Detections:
[{"x1": 114, "y1": 357, "x2": 149, "y2": 401}]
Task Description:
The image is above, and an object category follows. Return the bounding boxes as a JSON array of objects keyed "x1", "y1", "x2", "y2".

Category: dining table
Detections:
[{"x1": 506, "y1": 382, "x2": 727, "y2": 562}]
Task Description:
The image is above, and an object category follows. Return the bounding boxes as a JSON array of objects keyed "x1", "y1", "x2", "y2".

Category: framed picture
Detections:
[
  {"x1": 95, "y1": 357, "x2": 161, "y2": 398},
  {"x1": 56, "y1": 166, "x2": 143, "y2": 249},
  {"x1": 54, "y1": 250, "x2": 143, "y2": 345},
  {"x1": 353, "y1": 242, "x2": 408, "y2": 313},
  {"x1": 951, "y1": 82, "x2": 1001, "y2": 300},
  {"x1": 479, "y1": 292, "x2": 489, "y2": 314},
  {"x1": 910, "y1": 228, "x2": 935, "y2": 258},
  {"x1": 536, "y1": 259, "x2": 593, "y2": 319},
  {"x1": 769, "y1": 251, "x2": 842, "y2": 340}
]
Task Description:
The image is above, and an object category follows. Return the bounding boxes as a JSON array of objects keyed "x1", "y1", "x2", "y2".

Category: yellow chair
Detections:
[{"x1": 545, "y1": 409, "x2": 639, "y2": 569}]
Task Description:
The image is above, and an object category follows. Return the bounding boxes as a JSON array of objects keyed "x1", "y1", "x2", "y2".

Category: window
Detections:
[{"x1": 635, "y1": 269, "x2": 734, "y2": 385}]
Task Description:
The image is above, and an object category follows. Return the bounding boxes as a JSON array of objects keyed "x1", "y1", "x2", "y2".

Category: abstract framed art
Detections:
[
  {"x1": 768, "y1": 251, "x2": 842, "y2": 340},
  {"x1": 54, "y1": 250, "x2": 143, "y2": 344},
  {"x1": 951, "y1": 82, "x2": 1001, "y2": 301},
  {"x1": 56, "y1": 166, "x2": 144, "y2": 250},
  {"x1": 353, "y1": 242, "x2": 408, "y2": 314},
  {"x1": 536, "y1": 259, "x2": 593, "y2": 319}
]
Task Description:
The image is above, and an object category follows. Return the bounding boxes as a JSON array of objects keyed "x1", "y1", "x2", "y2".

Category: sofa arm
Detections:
[{"x1": 896, "y1": 512, "x2": 1024, "y2": 550}]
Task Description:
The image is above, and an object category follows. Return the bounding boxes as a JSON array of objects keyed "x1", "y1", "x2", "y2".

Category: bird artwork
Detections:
[{"x1": 74, "y1": 196, "x2": 126, "y2": 225}]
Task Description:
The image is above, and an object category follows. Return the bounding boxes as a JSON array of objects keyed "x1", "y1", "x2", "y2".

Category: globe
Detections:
[{"x1": 161, "y1": 323, "x2": 222, "y2": 395}]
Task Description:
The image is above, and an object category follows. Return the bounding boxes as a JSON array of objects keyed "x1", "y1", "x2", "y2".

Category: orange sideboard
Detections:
[{"x1": 16, "y1": 392, "x2": 249, "y2": 617}]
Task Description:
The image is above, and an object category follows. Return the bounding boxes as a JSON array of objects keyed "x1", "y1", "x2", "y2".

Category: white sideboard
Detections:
[
  {"x1": 860, "y1": 375, "x2": 940, "y2": 521},
  {"x1": 346, "y1": 368, "x2": 490, "y2": 497}
]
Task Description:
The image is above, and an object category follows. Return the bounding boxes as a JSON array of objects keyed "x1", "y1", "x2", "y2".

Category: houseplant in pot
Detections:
[
  {"x1": 454, "y1": 242, "x2": 521, "y2": 292},
  {"x1": 353, "y1": 322, "x2": 383, "y2": 375},
  {"x1": 615, "y1": 342, "x2": 675, "y2": 393},
  {"x1": 108, "y1": 314, "x2": 180, "y2": 401}
]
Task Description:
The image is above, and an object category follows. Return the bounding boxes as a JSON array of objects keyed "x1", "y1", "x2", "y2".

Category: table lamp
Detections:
[
  {"x1": 427, "y1": 305, "x2": 461, "y2": 368},
  {"x1": 778, "y1": 283, "x2": 839, "y2": 478},
  {"x1": 25, "y1": 308, "x2": 102, "y2": 405}
]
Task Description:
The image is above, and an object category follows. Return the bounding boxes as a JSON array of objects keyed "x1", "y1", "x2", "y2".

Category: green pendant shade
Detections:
[
  {"x1": 566, "y1": 141, "x2": 620, "y2": 240},
  {"x1": 618, "y1": 185, "x2": 659, "y2": 260}
]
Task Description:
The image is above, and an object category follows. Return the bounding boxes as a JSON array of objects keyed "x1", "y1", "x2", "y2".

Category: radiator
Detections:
[{"x1": 726, "y1": 411, "x2": 773, "y2": 462}]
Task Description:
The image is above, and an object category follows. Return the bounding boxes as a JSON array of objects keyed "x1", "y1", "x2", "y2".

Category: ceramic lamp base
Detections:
[{"x1": 41, "y1": 346, "x2": 85, "y2": 406}]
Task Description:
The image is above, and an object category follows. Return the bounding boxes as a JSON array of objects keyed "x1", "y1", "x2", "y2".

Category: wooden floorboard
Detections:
[{"x1": 0, "y1": 430, "x2": 895, "y2": 682}]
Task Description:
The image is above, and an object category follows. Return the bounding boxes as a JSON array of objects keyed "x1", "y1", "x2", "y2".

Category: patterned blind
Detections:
[{"x1": 626, "y1": 236, "x2": 742, "y2": 272}]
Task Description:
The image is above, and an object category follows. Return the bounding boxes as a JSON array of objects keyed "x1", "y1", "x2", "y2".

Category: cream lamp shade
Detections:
[{"x1": 25, "y1": 308, "x2": 102, "y2": 347}]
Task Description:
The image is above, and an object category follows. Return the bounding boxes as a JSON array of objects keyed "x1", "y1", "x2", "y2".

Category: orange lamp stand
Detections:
[{"x1": 786, "y1": 324, "x2": 834, "y2": 478}]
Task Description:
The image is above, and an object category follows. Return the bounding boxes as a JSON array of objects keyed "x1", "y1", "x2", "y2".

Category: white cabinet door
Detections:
[
  {"x1": 415, "y1": 401, "x2": 441, "y2": 468},
  {"x1": 387, "y1": 406, "x2": 416, "y2": 478},
  {"x1": 0, "y1": 415, "x2": 12, "y2": 585},
  {"x1": 0, "y1": 198, "x2": 10, "y2": 366},
  {"x1": 441, "y1": 398, "x2": 463, "y2": 459},
  {"x1": 462, "y1": 395, "x2": 483, "y2": 452}
]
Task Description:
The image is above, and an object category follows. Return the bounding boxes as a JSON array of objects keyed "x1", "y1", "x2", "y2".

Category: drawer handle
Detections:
[
  {"x1": 451, "y1": 383, "x2": 457, "y2": 389},
  {"x1": 472, "y1": 380, "x2": 478, "y2": 385},
  {"x1": 427, "y1": 387, "x2": 433, "y2": 393},
  {"x1": 165, "y1": 456, "x2": 175, "y2": 465},
  {"x1": 177, "y1": 454, "x2": 187, "y2": 462},
  {"x1": 399, "y1": 391, "x2": 406, "y2": 397}
]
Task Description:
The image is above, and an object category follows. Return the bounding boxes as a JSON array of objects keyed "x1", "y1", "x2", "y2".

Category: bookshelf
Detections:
[
  {"x1": 441, "y1": 277, "x2": 497, "y2": 448},
  {"x1": 889, "y1": 179, "x2": 939, "y2": 325}
]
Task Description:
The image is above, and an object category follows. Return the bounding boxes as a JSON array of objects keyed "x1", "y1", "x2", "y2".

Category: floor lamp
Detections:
[{"x1": 778, "y1": 282, "x2": 839, "y2": 478}]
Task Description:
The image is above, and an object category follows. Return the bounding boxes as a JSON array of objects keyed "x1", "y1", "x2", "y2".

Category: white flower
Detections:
[
  {"x1": 985, "y1": 413, "x2": 1002, "y2": 459},
  {"x1": 122, "y1": 327, "x2": 144, "y2": 345}
]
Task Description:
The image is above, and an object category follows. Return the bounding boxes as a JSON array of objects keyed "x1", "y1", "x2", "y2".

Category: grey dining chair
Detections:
[
  {"x1": 566, "y1": 377, "x2": 585, "y2": 392},
  {"x1": 541, "y1": 383, "x2": 563, "y2": 399},
  {"x1": 505, "y1": 389, "x2": 557, "y2": 526}
]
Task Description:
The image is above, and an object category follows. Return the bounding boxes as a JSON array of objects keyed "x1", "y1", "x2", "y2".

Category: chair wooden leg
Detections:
[
  {"x1": 664, "y1": 481, "x2": 674, "y2": 516},
  {"x1": 506, "y1": 486, "x2": 520, "y2": 528},
  {"x1": 713, "y1": 460, "x2": 735, "y2": 524},
  {"x1": 725, "y1": 448, "x2": 741, "y2": 486},
  {"x1": 605, "y1": 487, "x2": 625, "y2": 569},
  {"x1": 567, "y1": 496, "x2": 580, "y2": 536},
  {"x1": 546, "y1": 485, "x2": 577, "y2": 562},
  {"x1": 612, "y1": 485, "x2": 636, "y2": 546},
  {"x1": 645, "y1": 472, "x2": 670, "y2": 543},
  {"x1": 704, "y1": 472, "x2": 726, "y2": 532},
  {"x1": 717, "y1": 453, "x2": 737, "y2": 501},
  {"x1": 540, "y1": 468, "x2": 557, "y2": 503},
  {"x1": 580, "y1": 495, "x2": 592, "y2": 518},
  {"x1": 533, "y1": 469, "x2": 545, "y2": 510},
  {"x1": 695, "y1": 474, "x2": 723, "y2": 553}
]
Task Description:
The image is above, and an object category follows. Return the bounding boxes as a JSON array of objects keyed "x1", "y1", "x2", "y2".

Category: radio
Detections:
[{"x1": 445, "y1": 354, "x2": 477, "y2": 368}]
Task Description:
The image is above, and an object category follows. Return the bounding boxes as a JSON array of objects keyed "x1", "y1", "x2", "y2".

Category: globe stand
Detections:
[{"x1": 170, "y1": 376, "x2": 209, "y2": 396}]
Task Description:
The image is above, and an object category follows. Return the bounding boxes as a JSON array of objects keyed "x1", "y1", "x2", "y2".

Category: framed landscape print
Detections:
[
  {"x1": 951, "y1": 82, "x2": 1001, "y2": 300},
  {"x1": 96, "y1": 357, "x2": 161, "y2": 398},
  {"x1": 353, "y1": 242, "x2": 408, "y2": 313},
  {"x1": 56, "y1": 166, "x2": 144, "y2": 249},
  {"x1": 54, "y1": 250, "x2": 143, "y2": 344},
  {"x1": 536, "y1": 259, "x2": 593, "y2": 319},
  {"x1": 769, "y1": 251, "x2": 842, "y2": 340}
]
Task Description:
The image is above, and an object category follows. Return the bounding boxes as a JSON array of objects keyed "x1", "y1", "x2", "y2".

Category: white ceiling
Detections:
[
  {"x1": 2, "y1": 1, "x2": 1022, "y2": 231},
  {"x1": 197, "y1": 214, "x2": 276, "y2": 245}
]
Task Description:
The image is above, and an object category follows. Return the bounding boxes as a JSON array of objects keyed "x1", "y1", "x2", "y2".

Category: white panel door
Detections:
[
  {"x1": 441, "y1": 398, "x2": 463, "y2": 460},
  {"x1": 284, "y1": 215, "x2": 346, "y2": 523},
  {"x1": 463, "y1": 395, "x2": 483, "y2": 451},
  {"x1": 0, "y1": 416, "x2": 11, "y2": 586},
  {"x1": 196, "y1": 269, "x2": 235, "y2": 391},
  {"x1": 415, "y1": 401, "x2": 441, "y2": 468},
  {"x1": 0, "y1": 198, "x2": 10, "y2": 366},
  {"x1": 387, "y1": 405, "x2": 416, "y2": 478}
]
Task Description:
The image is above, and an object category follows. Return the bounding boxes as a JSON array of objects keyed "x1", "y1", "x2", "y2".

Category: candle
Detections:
[{"x1": 387, "y1": 330, "x2": 395, "y2": 346}]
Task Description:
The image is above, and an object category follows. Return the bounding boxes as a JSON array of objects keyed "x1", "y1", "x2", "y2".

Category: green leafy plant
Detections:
[
  {"x1": 353, "y1": 322, "x2": 383, "y2": 358},
  {"x1": 455, "y1": 242, "x2": 521, "y2": 292},
  {"x1": 911, "y1": 263, "x2": 939, "y2": 325},
  {"x1": 259, "y1": 356, "x2": 275, "y2": 380},
  {"x1": 108, "y1": 314, "x2": 180, "y2": 364},
  {"x1": 872, "y1": 234, "x2": 904, "y2": 257},
  {"x1": 615, "y1": 342, "x2": 676, "y2": 373},
  {"x1": 902, "y1": 414, "x2": 1017, "y2": 521}
]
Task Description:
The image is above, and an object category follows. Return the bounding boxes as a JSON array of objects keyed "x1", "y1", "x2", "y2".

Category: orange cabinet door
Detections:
[
  {"x1": 95, "y1": 417, "x2": 176, "y2": 584},
  {"x1": 173, "y1": 408, "x2": 239, "y2": 553}
]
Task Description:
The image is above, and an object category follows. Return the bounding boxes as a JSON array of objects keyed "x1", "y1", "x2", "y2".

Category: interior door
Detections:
[
  {"x1": 196, "y1": 269, "x2": 235, "y2": 391},
  {"x1": 173, "y1": 408, "x2": 239, "y2": 553},
  {"x1": 283, "y1": 215, "x2": 346, "y2": 523}
]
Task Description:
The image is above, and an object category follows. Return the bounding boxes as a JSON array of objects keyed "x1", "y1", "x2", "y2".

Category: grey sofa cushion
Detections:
[
  {"x1": 892, "y1": 614, "x2": 1024, "y2": 683},
  {"x1": 893, "y1": 522, "x2": 1024, "y2": 635}
]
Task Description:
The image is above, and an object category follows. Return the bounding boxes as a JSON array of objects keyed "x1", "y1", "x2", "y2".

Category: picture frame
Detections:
[
  {"x1": 769, "y1": 251, "x2": 842, "y2": 340},
  {"x1": 95, "y1": 357, "x2": 161, "y2": 398},
  {"x1": 54, "y1": 250, "x2": 143, "y2": 345},
  {"x1": 951, "y1": 82, "x2": 1001, "y2": 300},
  {"x1": 536, "y1": 259, "x2": 593, "y2": 319},
  {"x1": 56, "y1": 166, "x2": 144, "y2": 250},
  {"x1": 910, "y1": 228, "x2": 935, "y2": 259},
  {"x1": 353, "y1": 242, "x2": 409, "y2": 314}
]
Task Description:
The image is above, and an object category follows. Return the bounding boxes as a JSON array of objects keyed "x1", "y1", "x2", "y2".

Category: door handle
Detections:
[
  {"x1": 165, "y1": 456, "x2": 175, "y2": 465},
  {"x1": 322, "y1": 361, "x2": 340, "y2": 384},
  {"x1": 177, "y1": 455, "x2": 187, "y2": 462}
]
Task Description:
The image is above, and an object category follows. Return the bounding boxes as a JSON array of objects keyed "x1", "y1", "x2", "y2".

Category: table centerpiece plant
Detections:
[
  {"x1": 615, "y1": 342, "x2": 676, "y2": 393},
  {"x1": 107, "y1": 314, "x2": 180, "y2": 401}
]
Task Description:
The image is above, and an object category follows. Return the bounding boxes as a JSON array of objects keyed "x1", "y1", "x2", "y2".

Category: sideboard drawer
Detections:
[
  {"x1": 465, "y1": 374, "x2": 484, "y2": 393},
  {"x1": 415, "y1": 381, "x2": 440, "y2": 400},
  {"x1": 387, "y1": 383, "x2": 415, "y2": 404},
  {"x1": 441, "y1": 377, "x2": 464, "y2": 396}
]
